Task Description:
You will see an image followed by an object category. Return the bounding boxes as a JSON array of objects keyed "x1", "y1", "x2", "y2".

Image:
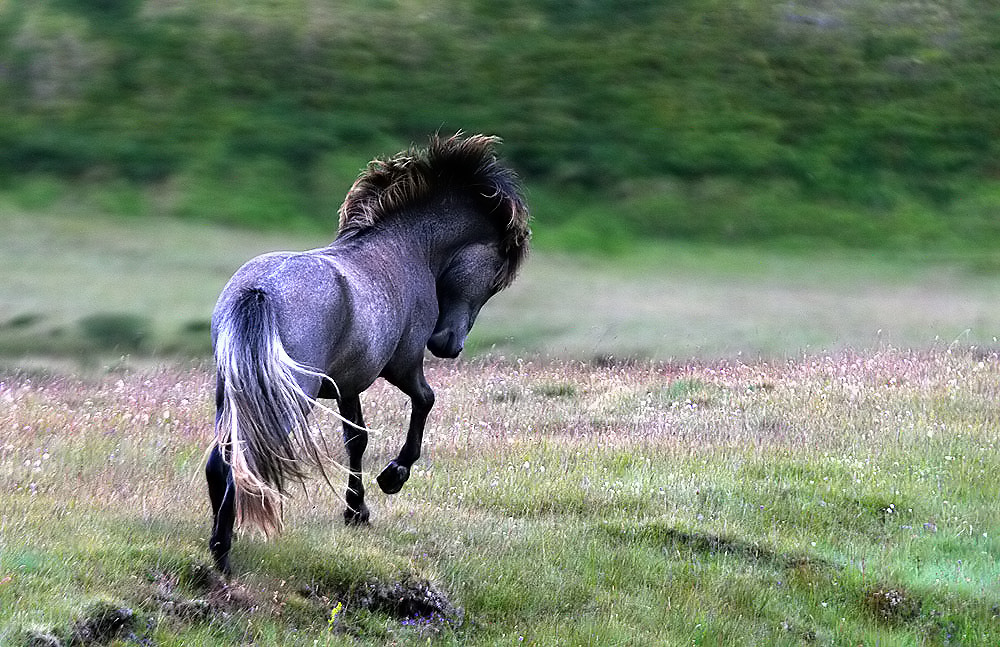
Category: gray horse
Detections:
[{"x1": 205, "y1": 134, "x2": 530, "y2": 574}]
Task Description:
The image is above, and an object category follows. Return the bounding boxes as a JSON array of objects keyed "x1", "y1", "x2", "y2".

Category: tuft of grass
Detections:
[
  {"x1": 863, "y1": 585, "x2": 922, "y2": 624},
  {"x1": 530, "y1": 380, "x2": 577, "y2": 398}
]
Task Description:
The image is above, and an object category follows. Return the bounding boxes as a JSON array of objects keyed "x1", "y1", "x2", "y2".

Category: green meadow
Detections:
[
  {"x1": 2, "y1": 201, "x2": 1000, "y2": 645},
  {"x1": 5, "y1": 0, "x2": 1000, "y2": 250},
  {"x1": 3, "y1": 2, "x2": 1000, "y2": 643},
  {"x1": 4, "y1": 200, "x2": 1000, "y2": 366},
  {"x1": 1, "y1": 350, "x2": 998, "y2": 645}
]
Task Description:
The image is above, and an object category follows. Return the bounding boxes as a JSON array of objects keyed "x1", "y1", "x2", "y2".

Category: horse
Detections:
[{"x1": 204, "y1": 134, "x2": 530, "y2": 575}]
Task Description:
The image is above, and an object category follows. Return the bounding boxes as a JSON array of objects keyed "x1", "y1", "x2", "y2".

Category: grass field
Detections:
[
  {"x1": 2, "y1": 201, "x2": 1000, "y2": 644},
  {"x1": 4, "y1": 200, "x2": 1000, "y2": 365},
  {"x1": 1, "y1": 350, "x2": 998, "y2": 645}
]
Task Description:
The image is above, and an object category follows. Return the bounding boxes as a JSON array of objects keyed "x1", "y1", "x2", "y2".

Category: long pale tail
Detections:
[{"x1": 211, "y1": 287, "x2": 334, "y2": 537}]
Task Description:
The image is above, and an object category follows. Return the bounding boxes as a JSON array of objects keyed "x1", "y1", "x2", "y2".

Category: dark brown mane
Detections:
[{"x1": 337, "y1": 133, "x2": 531, "y2": 289}]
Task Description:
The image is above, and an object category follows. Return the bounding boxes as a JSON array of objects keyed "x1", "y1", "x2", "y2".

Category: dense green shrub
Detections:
[{"x1": 78, "y1": 313, "x2": 151, "y2": 351}]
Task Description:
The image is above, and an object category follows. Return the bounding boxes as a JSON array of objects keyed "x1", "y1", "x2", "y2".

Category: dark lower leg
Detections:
[
  {"x1": 377, "y1": 378, "x2": 434, "y2": 494},
  {"x1": 206, "y1": 444, "x2": 235, "y2": 575},
  {"x1": 340, "y1": 395, "x2": 369, "y2": 524}
]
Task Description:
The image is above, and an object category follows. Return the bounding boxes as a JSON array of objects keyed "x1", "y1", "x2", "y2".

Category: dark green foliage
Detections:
[
  {"x1": 532, "y1": 381, "x2": 577, "y2": 398},
  {"x1": 2, "y1": 1, "x2": 1000, "y2": 246},
  {"x1": 78, "y1": 313, "x2": 150, "y2": 351},
  {"x1": 2, "y1": 313, "x2": 43, "y2": 329},
  {"x1": 180, "y1": 319, "x2": 210, "y2": 335}
]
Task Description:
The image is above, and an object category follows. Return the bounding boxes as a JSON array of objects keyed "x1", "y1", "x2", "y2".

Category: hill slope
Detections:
[{"x1": 2, "y1": 0, "x2": 999, "y2": 247}]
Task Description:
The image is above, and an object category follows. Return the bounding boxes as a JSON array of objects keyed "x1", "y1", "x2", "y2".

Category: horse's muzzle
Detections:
[{"x1": 427, "y1": 329, "x2": 464, "y2": 358}]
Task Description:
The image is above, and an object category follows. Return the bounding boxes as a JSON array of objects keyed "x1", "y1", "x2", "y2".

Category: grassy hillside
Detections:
[
  {"x1": 2, "y1": 0, "x2": 1000, "y2": 248},
  {"x1": 2, "y1": 351, "x2": 998, "y2": 644}
]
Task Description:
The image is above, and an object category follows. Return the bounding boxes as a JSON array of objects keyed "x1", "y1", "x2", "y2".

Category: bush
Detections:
[{"x1": 78, "y1": 313, "x2": 151, "y2": 351}]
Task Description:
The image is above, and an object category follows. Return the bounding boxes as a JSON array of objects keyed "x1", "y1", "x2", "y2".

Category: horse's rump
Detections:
[{"x1": 212, "y1": 287, "x2": 334, "y2": 537}]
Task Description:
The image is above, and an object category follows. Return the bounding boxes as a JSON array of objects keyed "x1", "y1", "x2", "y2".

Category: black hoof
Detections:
[
  {"x1": 376, "y1": 461, "x2": 409, "y2": 494},
  {"x1": 344, "y1": 504, "x2": 370, "y2": 526},
  {"x1": 210, "y1": 545, "x2": 232, "y2": 577}
]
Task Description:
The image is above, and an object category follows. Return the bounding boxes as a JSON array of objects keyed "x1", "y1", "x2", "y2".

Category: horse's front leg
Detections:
[
  {"x1": 339, "y1": 394, "x2": 370, "y2": 524},
  {"x1": 377, "y1": 372, "x2": 435, "y2": 494}
]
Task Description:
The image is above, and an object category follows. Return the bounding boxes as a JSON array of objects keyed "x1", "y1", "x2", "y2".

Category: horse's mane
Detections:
[{"x1": 337, "y1": 133, "x2": 530, "y2": 289}]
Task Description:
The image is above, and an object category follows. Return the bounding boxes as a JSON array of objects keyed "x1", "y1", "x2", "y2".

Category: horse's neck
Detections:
[{"x1": 337, "y1": 200, "x2": 487, "y2": 276}]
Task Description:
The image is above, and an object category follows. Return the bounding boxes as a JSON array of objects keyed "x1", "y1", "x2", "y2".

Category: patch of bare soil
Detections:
[
  {"x1": 147, "y1": 563, "x2": 260, "y2": 623},
  {"x1": 299, "y1": 574, "x2": 464, "y2": 631},
  {"x1": 357, "y1": 577, "x2": 463, "y2": 625}
]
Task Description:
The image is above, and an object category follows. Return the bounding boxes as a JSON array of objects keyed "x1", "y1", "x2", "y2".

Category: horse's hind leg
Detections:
[
  {"x1": 206, "y1": 443, "x2": 235, "y2": 576},
  {"x1": 207, "y1": 377, "x2": 236, "y2": 575},
  {"x1": 339, "y1": 394, "x2": 370, "y2": 525},
  {"x1": 377, "y1": 369, "x2": 435, "y2": 495}
]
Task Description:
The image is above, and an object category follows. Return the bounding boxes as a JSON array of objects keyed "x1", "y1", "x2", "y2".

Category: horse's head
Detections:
[
  {"x1": 427, "y1": 242, "x2": 506, "y2": 358},
  {"x1": 340, "y1": 133, "x2": 529, "y2": 359}
]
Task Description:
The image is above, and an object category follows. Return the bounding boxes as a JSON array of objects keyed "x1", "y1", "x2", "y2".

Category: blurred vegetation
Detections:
[{"x1": 1, "y1": 0, "x2": 1000, "y2": 249}]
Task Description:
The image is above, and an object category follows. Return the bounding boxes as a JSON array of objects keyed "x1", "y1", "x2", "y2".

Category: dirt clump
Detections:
[
  {"x1": 300, "y1": 575, "x2": 463, "y2": 628},
  {"x1": 20, "y1": 631, "x2": 62, "y2": 647},
  {"x1": 863, "y1": 586, "x2": 921, "y2": 623},
  {"x1": 148, "y1": 565, "x2": 258, "y2": 622},
  {"x1": 159, "y1": 597, "x2": 212, "y2": 622},
  {"x1": 358, "y1": 577, "x2": 463, "y2": 626},
  {"x1": 178, "y1": 560, "x2": 225, "y2": 592},
  {"x1": 67, "y1": 601, "x2": 136, "y2": 645}
]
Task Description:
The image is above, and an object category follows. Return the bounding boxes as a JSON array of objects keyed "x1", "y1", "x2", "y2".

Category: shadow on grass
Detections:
[{"x1": 600, "y1": 520, "x2": 838, "y2": 572}]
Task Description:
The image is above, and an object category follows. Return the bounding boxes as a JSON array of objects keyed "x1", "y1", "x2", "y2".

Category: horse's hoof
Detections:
[
  {"x1": 376, "y1": 462, "x2": 409, "y2": 494},
  {"x1": 209, "y1": 541, "x2": 232, "y2": 577},
  {"x1": 211, "y1": 552, "x2": 232, "y2": 578},
  {"x1": 344, "y1": 504, "x2": 370, "y2": 526}
]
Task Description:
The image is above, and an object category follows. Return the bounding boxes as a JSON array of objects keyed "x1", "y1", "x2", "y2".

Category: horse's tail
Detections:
[{"x1": 211, "y1": 287, "x2": 334, "y2": 538}]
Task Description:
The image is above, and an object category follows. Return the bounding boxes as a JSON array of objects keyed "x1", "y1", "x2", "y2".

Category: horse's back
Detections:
[
  {"x1": 214, "y1": 251, "x2": 319, "y2": 335},
  {"x1": 213, "y1": 248, "x2": 429, "y2": 395}
]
